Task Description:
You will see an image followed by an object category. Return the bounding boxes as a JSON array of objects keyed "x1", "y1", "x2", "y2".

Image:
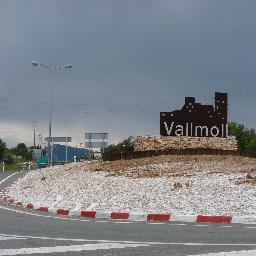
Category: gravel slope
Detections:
[{"x1": 5, "y1": 156, "x2": 256, "y2": 216}]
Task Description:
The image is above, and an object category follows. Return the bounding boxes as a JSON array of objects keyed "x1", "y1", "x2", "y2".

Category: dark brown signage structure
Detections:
[{"x1": 160, "y1": 92, "x2": 228, "y2": 138}]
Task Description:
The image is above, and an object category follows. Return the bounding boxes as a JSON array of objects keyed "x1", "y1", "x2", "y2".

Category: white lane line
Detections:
[
  {"x1": 1, "y1": 234, "x2": 256, "y2": 247},
  {"x1": 147, "y1": 223, "x2": 165, "y2": 225},
  {"x1": 0, "y1": 205, "x2": 137, "y2": 225},
  {"x1": 0, "y1": 242, "x2": 149, "y2": 255},
  {"x1": 0, "y1": 172, "x2": 19, "y2": 186},
  {"x1": 114, "y1": 221, "x2": 132, "y2": 224},
  {"x1": 190, "y1": 249, "x2": 256, "y2": 256},
  {"x1": 0, "y1": 233, "x2": 154, "y2": 244},
  {"x1": 0, "y1": 205, "x2": 132, "y2": 225},
  {"x1": 169, "y1": 224, "x2": 188, "y2": 226},
  {"x1": 0, "y1": 205, "x2": 92, "y2": 222},
  {"x1": 219, "y1": 226, "x2": 233, "y2": 228},
  {"x1": 1, "y1": 204, "x2": 256, "y2": 229},
  {"x1": 2, "y1": 233, "x2": 256, "y2": 247},
  {"x1": 194, "y1": 225, "x2": 209, "y2": 227},
  {"x1": 0, "y1": 235, "x2": 27, "y2": 241}
]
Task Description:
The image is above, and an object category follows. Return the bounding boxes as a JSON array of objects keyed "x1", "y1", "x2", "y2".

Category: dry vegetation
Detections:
[
  {"x1": 79, "y1": 155, "x2": 256, "y2": 181},
  {"x1": 235, "y1": 178, "x2": 256, "y2": 186}
]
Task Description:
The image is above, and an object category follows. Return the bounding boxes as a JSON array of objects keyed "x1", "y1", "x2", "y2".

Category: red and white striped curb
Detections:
[{"x1": 1, "y1": 190, "x2": 256, "y2": 224}]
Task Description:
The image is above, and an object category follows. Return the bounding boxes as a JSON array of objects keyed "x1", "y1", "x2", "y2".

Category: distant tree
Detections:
[
  {"x1": 245, "y1": 138, "x2": 256, "y2": 153},
  {"x1": 16, "y1": 143, "x2": 27, "y2": 150},
  {"x1": 229, "y1": 122, "x2": 256, "y2": 153},
  {"x1": 4, "y1": 150, "x2": 14, "y2": 164},
  {"x1": 103, "y1": 136, "x2": 135, "y2": 153},
  {"x1": 10, "y1": 143, "x2": 32, "y2": 160},
  {"x1": 0, "y1": 138, "x2": 7, "y2": 160}
]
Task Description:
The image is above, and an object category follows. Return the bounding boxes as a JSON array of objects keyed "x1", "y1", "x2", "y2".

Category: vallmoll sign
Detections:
[{"x1": 160, "y1": 92, "x2": 228, "y2": 138}]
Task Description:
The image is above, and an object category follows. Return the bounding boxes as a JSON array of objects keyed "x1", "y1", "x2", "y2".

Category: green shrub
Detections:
[
  {"x1": 229, "y1": 122, "x2": 256, "y2": 153},
  {"x1": 104, "y1": 136, "x2": 134, "y2": 153}
]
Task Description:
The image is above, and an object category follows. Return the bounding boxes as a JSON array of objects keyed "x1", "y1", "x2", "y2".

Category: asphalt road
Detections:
[{"x1": 0, "y1": 171, "x2": 256, "y2": 256}]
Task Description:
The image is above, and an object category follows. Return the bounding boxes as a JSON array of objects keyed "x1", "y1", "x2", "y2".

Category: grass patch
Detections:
[{"x1": 1, "y1": 161, "x2": 25, "y2": 172}]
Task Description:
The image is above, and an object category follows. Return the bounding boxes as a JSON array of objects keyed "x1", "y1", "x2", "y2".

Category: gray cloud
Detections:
[{"x1": 0, "y1": 0, "x2": 256, "y2": 146}]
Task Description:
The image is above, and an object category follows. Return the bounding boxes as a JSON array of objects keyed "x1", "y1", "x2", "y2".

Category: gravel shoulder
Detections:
[{"x1": 5, "y1": 155, "x2": 256, "y2": 216}]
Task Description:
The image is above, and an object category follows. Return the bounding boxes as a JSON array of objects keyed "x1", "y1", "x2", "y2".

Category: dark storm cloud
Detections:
[{"x1": 0, "y1": 0, "x2": 256, "y2": 146}]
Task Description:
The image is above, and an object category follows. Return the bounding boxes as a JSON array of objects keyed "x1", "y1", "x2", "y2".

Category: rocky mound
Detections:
[
  {"x1": 134, "y1": 135, "x2": 238, "y2": 151},
  {"x1": 5, "y1": 155, "x2": 256, "y2": 216}
]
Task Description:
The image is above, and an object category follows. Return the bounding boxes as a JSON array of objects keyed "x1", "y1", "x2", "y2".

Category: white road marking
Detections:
[
  {"x1": 5, "y1": 234, "x2": 256, "y2": 247},
  {"x1": 169, "y1": 223, "x2": 188, "y2": 226},
  {"x1": 190, "y1": 249, "x2": 256, "y2": 256},
  {"x1": 0, "y1": 242, "x2": 149, "y2": 255},
  {"x1": 0, "y1": 172, "x2": 19, "y2": 186},
  {"x1": 114, "y1": 221, "x2": 132, "y2": 224},
  {"x1": 0, "y1": 235, "x2": 27, "y2": 241},
  {"x1": 0, "y1": 205, "x2": 92, "y2": 222},
  {"x1": 2, "y1": 201, "x2": 256, "y2": 229},
  {"x1": 1, "y1": 233, "x2": 256, "y2": 247},
  {"x1": 0, "y1": 205, "x2": 129, "y2": 225},
  {"x1": 219, "y1": 226, "x2": 233, "y2": 228},
  {"x1": 147, "y1": 222, "x2": 165, "y2": 225}
]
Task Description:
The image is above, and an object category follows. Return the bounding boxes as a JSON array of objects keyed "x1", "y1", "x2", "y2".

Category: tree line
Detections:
[
  {"x1": 0, "y1": 141, "x2": 33, "y2": 164},
  {"x1": 228, "y1": 122, "x2": 256, "y2": 153}
]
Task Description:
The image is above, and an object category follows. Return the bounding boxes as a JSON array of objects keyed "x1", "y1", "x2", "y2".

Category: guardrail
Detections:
[{"x1": 102, "y1": 148, "x2": 254, "y2": 161}]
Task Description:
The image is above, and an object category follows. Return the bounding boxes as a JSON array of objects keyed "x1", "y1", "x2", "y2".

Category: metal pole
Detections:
[
  {"x1": 48, "y1": 80, "x2": 52, "y2": 166},
  {"x1": 33, "y1": 129, "x2": 35, "y2": 148},
  {"x1": 89, "y1": 135, "x2": 91, "y2": 159},
  {"x1": 32, "y1": 121, "x2": 38, "y2": 148},
  {"x1": 51, "y1": 139, "x2": 53, "y2": 166},
  {"x1": 65, "y1": 136, "x2": 68, "y2": 164}
]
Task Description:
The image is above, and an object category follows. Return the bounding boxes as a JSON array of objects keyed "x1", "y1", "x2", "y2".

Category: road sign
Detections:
[
  {"x1": 85, "y1": 133, "x2": 108, "y2": 140},
  {"x1": 31, "y1": 149, "x2": 42, "y2": 160},
  {"x1": 45, "y1": 137, "x2": 72, "y2": 143},
  {"x1": 85, "y1": 142, "x2": 108, "y2": 148}
]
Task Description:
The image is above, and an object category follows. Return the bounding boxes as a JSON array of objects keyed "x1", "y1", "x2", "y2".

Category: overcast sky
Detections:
[{"x1": 1, "y1": 0, "x2": 256, "y2": 147}]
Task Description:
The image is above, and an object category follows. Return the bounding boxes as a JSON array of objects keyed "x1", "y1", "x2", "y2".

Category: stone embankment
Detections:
[
  {"x1": 4, "y1": 156, "x2": 256, "y2": 216},
  {"x1": 134, "y1": 136, "x2": 238, "y2": 151}
]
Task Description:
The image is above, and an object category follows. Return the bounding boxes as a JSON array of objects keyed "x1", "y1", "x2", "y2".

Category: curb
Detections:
[{"x1": 1, "y1": 190, "x2": 256, "y2": 225}]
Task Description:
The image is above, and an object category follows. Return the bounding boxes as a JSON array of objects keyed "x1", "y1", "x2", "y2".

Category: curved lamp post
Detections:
[{"x1": 32, "y1": 61, "x2": 72, "y2": 166}]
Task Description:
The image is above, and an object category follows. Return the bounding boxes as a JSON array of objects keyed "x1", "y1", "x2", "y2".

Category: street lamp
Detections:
[{"x1": 32, "y1": 61, "x2": 72, "y2": 166}]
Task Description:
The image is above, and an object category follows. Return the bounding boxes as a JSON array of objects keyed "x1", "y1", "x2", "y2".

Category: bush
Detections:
[
  {"x1": 229, "y1": 122, "x2": 256, "y2": 153},
  {"x1": 10, "y1": 143, "x2": 32, "y2": 160},
  {"x1": 104, "y1": 136, "x2": 135, "y2": 153},
  {"x1": 4, "y1": 151, "x2": 15, "y2": 164},
  {"x1": 0, "y1": 138, "x2": 7, "y2": 161}
]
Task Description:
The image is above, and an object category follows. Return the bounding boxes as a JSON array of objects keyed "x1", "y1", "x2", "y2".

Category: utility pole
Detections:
[
  {"x1": 38, "y1": 132, "x2": 44, "y2": 149},
  {"x1": 32, "y1": 121, "x2": 38, "y2": 148}
]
